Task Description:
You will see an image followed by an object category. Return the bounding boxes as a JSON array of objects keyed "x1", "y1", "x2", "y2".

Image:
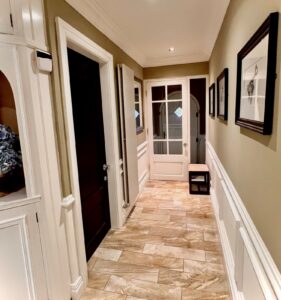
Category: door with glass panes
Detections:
[{"x1": 148, "y1": 79, "x2": 189, "y2": 180}]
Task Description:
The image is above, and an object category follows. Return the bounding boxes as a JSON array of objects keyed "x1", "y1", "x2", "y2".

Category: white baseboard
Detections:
[
  {"x1": 206, "y1": 141, "x2": 281, "y2": 300},
  {"x1": 70, "y1": 275, "x2": 84, "y2": 300}
]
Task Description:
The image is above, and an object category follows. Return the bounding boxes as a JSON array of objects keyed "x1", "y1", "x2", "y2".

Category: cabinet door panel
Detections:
[
  {"x1": 0, "y1": 0, "x2": 13, "y2": 34},
  {"x1": 0, "y1": 202, "x2": 48, "y2": 300}
]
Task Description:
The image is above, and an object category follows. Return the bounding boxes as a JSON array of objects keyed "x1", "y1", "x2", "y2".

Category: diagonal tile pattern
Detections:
[{"x1": 81, "y1": 180, "x2": 231, "y2": 300}]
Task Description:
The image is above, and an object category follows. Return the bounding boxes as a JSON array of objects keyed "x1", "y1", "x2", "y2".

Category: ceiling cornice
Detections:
[
  {"x1": 143, "y1": 53, "x2": 210, "y2": 68},
  {"x1": 65, "y1": 0, "x2": 146, "y2": 66}
]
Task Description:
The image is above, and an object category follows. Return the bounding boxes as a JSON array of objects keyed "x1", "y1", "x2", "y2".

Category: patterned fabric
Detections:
[{"x1": 0, "y1": 124, "x2": 22, "y2": 176}]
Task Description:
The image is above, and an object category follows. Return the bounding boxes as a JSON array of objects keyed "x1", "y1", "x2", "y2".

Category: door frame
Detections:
[
  {"x1": 188, "y1": 75, "x2": 209, "y2": 163},
  {"x1": 56, "y1": 18, "x2": 124, "y2": 299},
  {"x1": 145, "y1": 77, "x2": 190, "y2": 181}
]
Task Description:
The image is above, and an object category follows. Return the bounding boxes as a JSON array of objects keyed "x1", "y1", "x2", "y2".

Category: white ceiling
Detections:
[{"x1": 66, "y1": 0, "x2": 230, "y2": 67}]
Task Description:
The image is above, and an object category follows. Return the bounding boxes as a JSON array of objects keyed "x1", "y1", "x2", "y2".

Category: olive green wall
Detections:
[
  {"x1": 143, "y1": 62, "x2": 209, "y2": 79},
  {"x1": 209, "y1": 0, "x2": 281, "y2": 271},
  {"x1": 43, "y1": 0, "x2": 144, "y2": 195}
]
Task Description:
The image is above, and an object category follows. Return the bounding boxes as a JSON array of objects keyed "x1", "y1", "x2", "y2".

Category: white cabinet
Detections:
[
  {"x1": 0, "y1": 0, "x2": 14, "y2": 34},
  {"x1": 0, "y1": 199, "x2": 48, "y2": 300},
  {"x1": 0, "y1": 0, "x2": 47, "y2": 50}
]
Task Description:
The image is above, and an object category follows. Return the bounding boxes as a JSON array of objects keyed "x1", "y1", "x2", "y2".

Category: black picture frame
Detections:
[
  {"x1": 235, "y1": 12, "x2": 279, "y2": 135},
  {"x1": 217, "y1": 68, "x2": 228, "y2": 121},
  {"x1": 209, "y1": 83, "x2": 215, "y2": 117}
]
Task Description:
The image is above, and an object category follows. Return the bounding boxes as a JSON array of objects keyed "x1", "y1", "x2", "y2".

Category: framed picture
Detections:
[
  {"x1": 217, "y1": 68, "x2": 228, "y2": 120},
  {"x1": 235, "y1": 12, "x2": 279, "y2": 134},
  {"x1": 134, "y1": 78, "x2": 144, "y2": 134},
  {"x1": 209, "y1": 83, "x2": 215, "y2": 117}
]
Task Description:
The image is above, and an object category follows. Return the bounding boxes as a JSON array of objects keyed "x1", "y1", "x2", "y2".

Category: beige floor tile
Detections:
[
  {"x1": 87, "y1": 256, "x2": 98, "y2": 271},
  {"x1": 143, "y1": 243, "x2": 205, "y2": 261},
  {"x1": 105, "y1": 275, "x2": 182, "y2": 300},
  {"x1": 106, "y1": 231, "x2": 164, "y2": 244},
  {"x1": 182, "y1": 288, "x2": 230, "y2": 300},
  {"x1": 184, "y1": 259, "x2": 225, "y2": 275},
  {"x1": 126, "y1": 219, "x2": 188, "y2": 230},
  {"x1": 100, "y1": 237, "x2": 144, "y2": 253},
  {"x1": 93, "y1": 247, "x2": 122, "y2": 261},
  {"x1": 126, "y1": 297, "x2": 148, "y2": 300},
  {"x1": 87, "y1": 272, "x2": 110, "y2": 289},
  {"x1": 204, "y1": 231, "x2": 219, "y2": 242},
  {"x1": 142, "y1": 208, "x2": 187, "y2": 216},
  {"x1": 206, "y1": 251, "x2": 224, "y2": 264},
  {"x1": 158, "y1": 269, "x2": 204, "y2": 288},
  {"x1": 200, "y1": 275, "x2": 229, "y2": 293},
  {"x1": 85, "y1": 180, "x2": 230, "y2": 300},
  {"x1": 131, "y1": 212, "x2": 170, "y2": 222},
  {"x1": 119, "y1": 250, "x2": 184, "y2": 271},
  {"x1": 148, "y1": 226, "x2": 186, "y2": 238},
  {"x1": 92, "y1": 259, "x2": 159, "y2": 282},
  {"x1": 165, "y1": 238, "x2": 220, "y2": 252},
  {"x1": 80, "y1": 287, "x2": 126, "y2": 300}
]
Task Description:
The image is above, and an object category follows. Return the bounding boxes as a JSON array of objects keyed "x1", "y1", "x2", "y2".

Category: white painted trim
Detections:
[
  {"x1": 143, "y1": 55, "x2": 208, "y2": 68},
  {"x1": 207, "y1": 141, "x2": 281, "y2": 299},
  {"x1": 61, "y1": 195, "x2": 75, "y2": 209},
  {"x1": 64, "y1": 0, "x2": 211, "y2": 67},
  {"x1": 56, "y1": 17, "x2": 124, "y2": 296},
  {"x1": 0, "y1": 195, "x2": 40, "y2": 211},
  {"x1": 65, "y1": 0, "x2": 146, "y2": 66},
  {"x1": 0, "y1": 215, "x2": 36, "y2": 300},
  {"x1": 187, "y1": 74, "x2": 208, "y2": 164},
  {"x1": 210, "y1": 186, "x2": 242, "y2": 300},
  {"x1": 70, "y1": 275, "x2": 83, "y2": 299},
  {"x1": 137, "y1": 141, "x2": 149, "y2": 192},
  {"x1": 146, "y1": 77, "x2": 189, "y2": 181},
  {"x1": 137, "y1": 141, "x2": 148, "y2": 159}
]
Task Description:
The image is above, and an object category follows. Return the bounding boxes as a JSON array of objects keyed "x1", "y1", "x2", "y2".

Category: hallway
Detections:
[{"x1": 81, "y1": 181, "x2": 231, "y2": 300}]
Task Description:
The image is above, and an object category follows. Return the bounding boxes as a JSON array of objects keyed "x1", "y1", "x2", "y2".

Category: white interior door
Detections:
[
  {"x1": 117, "y1": 64, "x2": 139, "y2": 211},
  {"x1": 148, "y1": 79, "x2": 189, "y2": 181}
]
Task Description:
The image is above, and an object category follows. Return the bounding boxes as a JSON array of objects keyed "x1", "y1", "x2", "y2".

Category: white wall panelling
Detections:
[
  {"x1": 206, "y1": 141, "x2": 281, "y2": 300},
  {"x1": 137, "y1": 141, "x2": 149, "y2": 192}
]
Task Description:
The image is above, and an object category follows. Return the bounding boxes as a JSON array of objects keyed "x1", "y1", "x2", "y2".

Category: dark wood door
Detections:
[{"x1": 67, "y1": 48, "x2": 111, "y2": 260}]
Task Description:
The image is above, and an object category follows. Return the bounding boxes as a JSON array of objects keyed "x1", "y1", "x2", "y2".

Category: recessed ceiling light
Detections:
[{"x1": 169, "y1": 47, "x2": 175, "y2": 52}]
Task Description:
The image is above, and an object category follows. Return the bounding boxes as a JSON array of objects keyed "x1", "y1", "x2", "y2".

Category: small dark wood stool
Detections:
[{"x1": 188, "y1": 164, "x2": 210, "y2": 195}]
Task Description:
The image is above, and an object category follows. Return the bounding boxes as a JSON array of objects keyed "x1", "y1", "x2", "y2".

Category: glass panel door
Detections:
[
  {"x1": 148, "y1": 79, "x2": 188, "y2": 181},
  {"x1": 152, "y1": 84, "x2": 184, "y2": 155}
]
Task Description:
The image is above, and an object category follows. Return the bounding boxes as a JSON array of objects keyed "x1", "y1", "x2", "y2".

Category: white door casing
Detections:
[
  {"x1": 147, "y1": 78, "x2": 189, "y2": 181},
  {"x1": 56, "y1": 18, "x2": 124, "y2": 298}
]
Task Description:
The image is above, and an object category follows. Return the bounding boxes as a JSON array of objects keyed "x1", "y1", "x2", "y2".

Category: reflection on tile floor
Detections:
[{"x1": 81, "y1": 180, "x2": 231, "y2": 300}]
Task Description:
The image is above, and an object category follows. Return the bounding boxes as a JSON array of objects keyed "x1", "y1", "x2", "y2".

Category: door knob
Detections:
[
  {"x1": 103, "y1": 164, "x2": 110, "y2": 171},
  {"x1": 183, "y1": 143, "x2": 187, "y2": 147}
]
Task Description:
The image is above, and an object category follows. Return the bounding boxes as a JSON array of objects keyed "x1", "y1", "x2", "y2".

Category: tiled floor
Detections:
[{"x1": 81, "y1": 180, "x2": 231, "y2": 300}]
